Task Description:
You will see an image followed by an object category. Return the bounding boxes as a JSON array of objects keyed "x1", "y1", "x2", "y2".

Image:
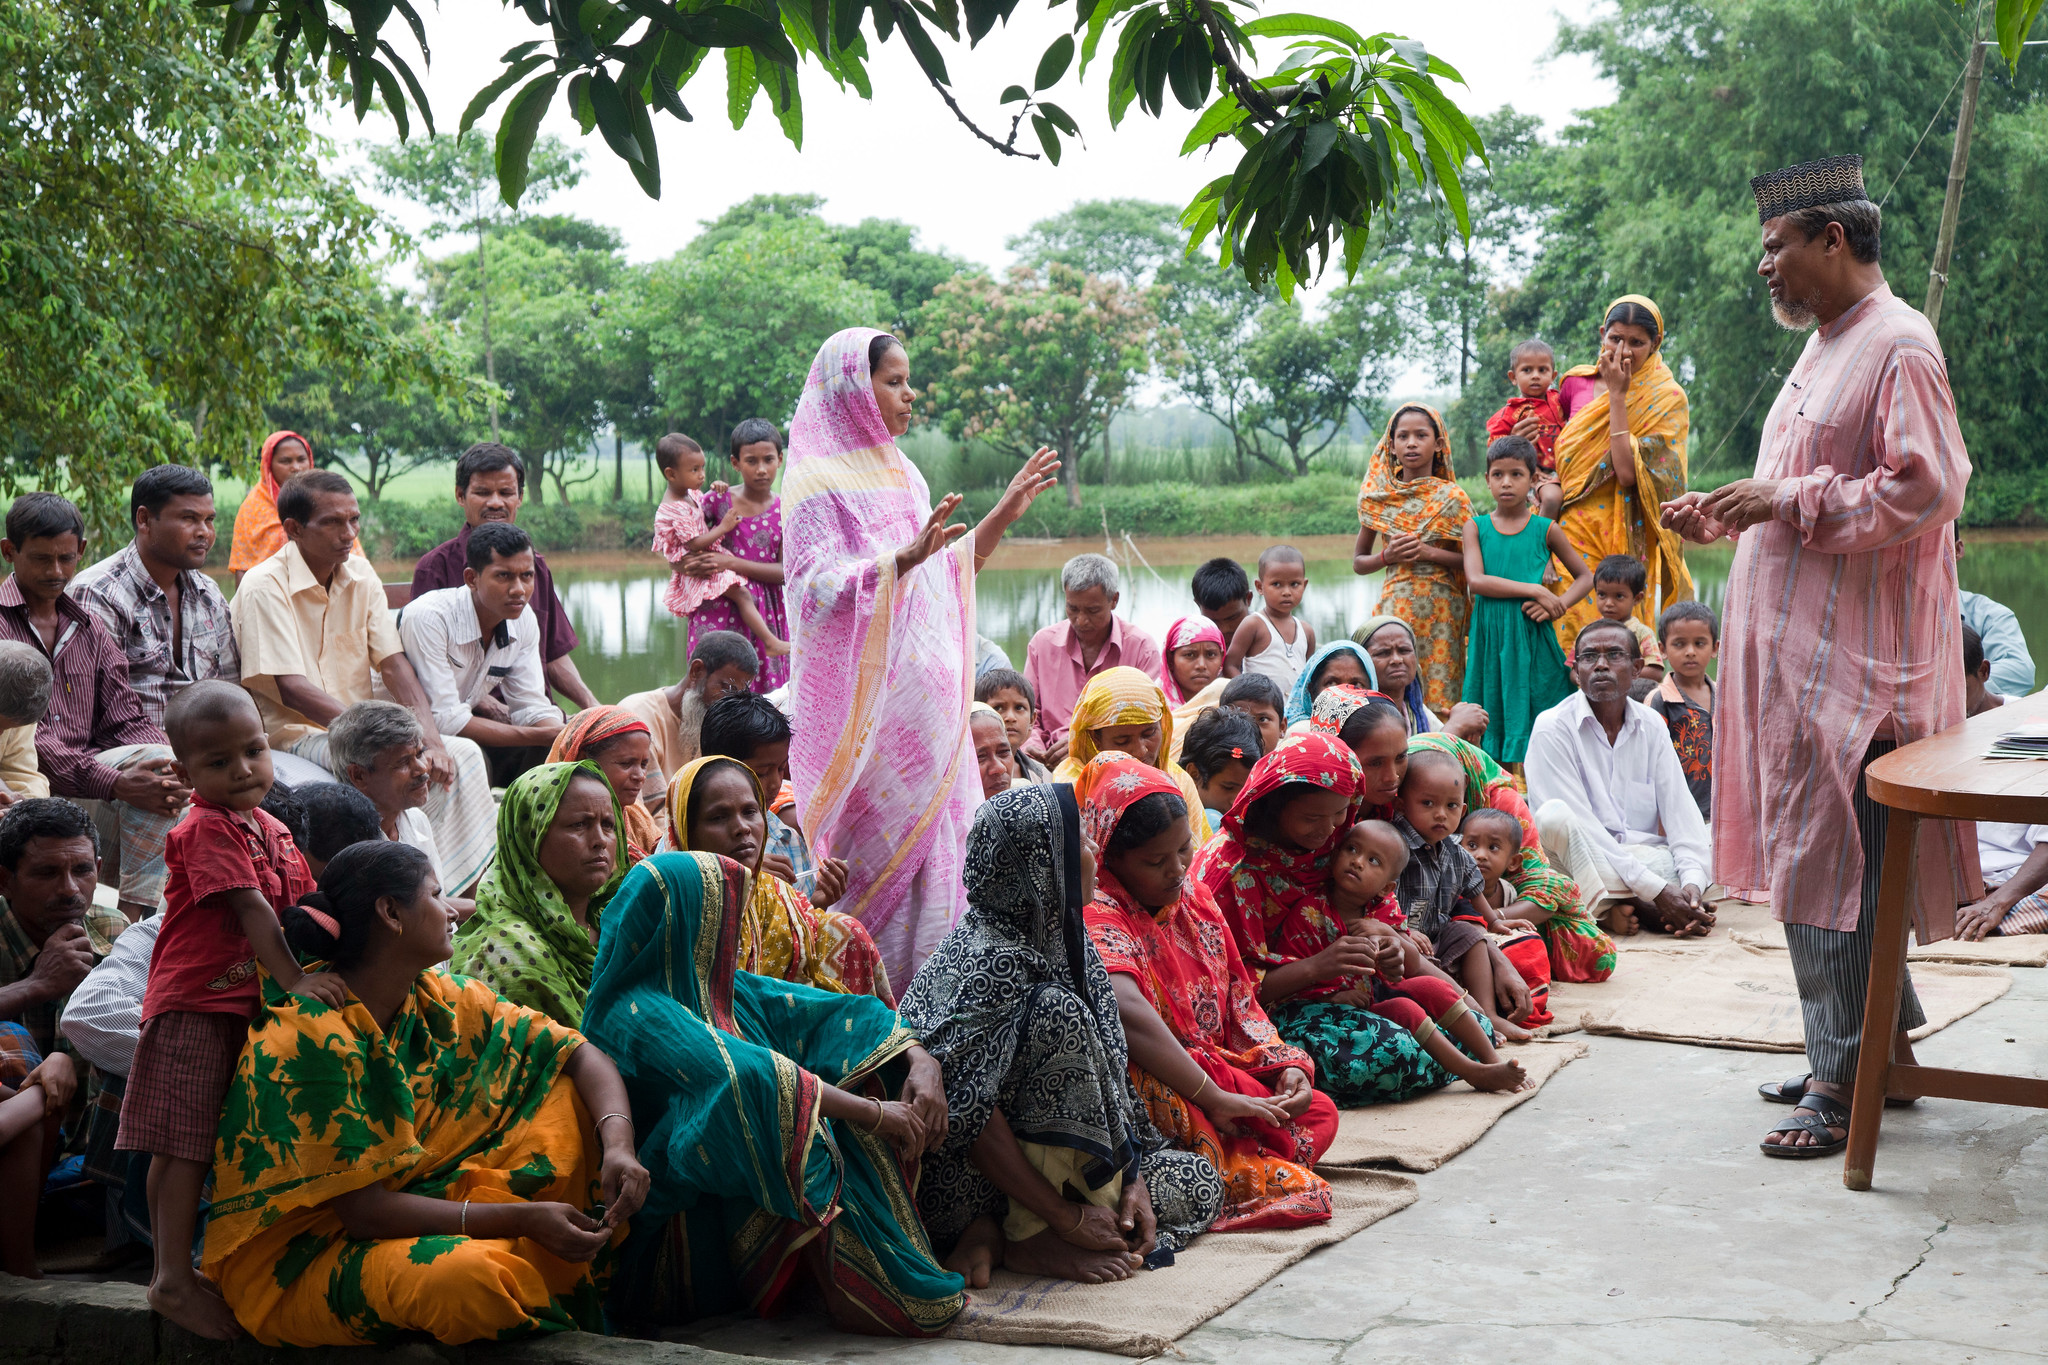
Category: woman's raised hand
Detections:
[
  {"x1": 892, "y1": 493, "x2": 968, "y2": 577},
  {"x1": 1598, "y1": 342, "x2": 1635, "y2": 396},
  {"x1": 991, "y1": 448, "x2": 1061, "y2": 529}
]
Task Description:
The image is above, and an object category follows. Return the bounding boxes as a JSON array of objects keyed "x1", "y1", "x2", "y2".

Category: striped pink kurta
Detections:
[{"x1": 1715, "y1": 284, "x2": 1980, "y2": 936}]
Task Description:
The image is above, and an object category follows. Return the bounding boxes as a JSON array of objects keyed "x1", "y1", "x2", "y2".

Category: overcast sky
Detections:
[{"x1": 331, "y1": 1, "x2": 1611, "y2": 274}]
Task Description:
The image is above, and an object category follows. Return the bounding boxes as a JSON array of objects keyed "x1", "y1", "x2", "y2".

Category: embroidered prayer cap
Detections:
[{"x1": 1750, "y1": 155, "x2": 1868, "y2": 223}]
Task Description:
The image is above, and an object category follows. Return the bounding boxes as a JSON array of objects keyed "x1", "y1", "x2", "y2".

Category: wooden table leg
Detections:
[{"x1": 1843, "y1": 809, "x2": 1919, "y2": 1191}]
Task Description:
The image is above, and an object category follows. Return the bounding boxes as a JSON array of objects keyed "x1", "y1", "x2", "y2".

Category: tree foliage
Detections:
[
  {"x1": 637, "y1": 214, "x2": 889, "y2": 448},
  {"x1": 0, "y1": 0, "x2": 465, "y2": 537},
  {"x1": 916, "y1": 262, "x2": 1156, "y2": 505},
  {"x1": 204, "y1": 0, "x2": 1486, "y2": 292},
  {"x1": 1507, "y1": 0, "x2": 2048, "y2": 476},
  {"x1": 425, "y1": 221, "x2": 630, "y2": 503}
]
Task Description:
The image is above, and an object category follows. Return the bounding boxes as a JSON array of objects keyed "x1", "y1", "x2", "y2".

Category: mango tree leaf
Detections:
[
  {"x1": 726, "y1": 43, "x2": 759, "y2": 126},
  {"x1": 495, "y1": 71, "x2": 560, "y2": 205},
  {"x1": 379, "y1": 41, "x2": 435, "y2": 135},
  {"x1": 1034, "y1": 32, "x2": 1073, "y2": 89},
  {"x1": 1037, "y1": 99, "x2": 1078, "y2": 135},
  {"x1": 1241, "y1": 12, "x2": 1363, "y2": 50},
  {"x1": 1000, "y1": 83, "x2": 1029, "y2": 102},
  {"x1": 589, "y1": 68, "x2": 645, "y2": 161},
  {"x1": 1032, "y1": 113, "x2": 1061, "y2": 163},
  {"x1": 460, "y1": 53, "x2": 550, "y2": 134}
]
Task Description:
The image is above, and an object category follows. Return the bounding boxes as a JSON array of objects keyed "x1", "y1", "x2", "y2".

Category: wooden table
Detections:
[{"x1": 1849, "y1": 688, "x2": 2048, "y2": 1189}]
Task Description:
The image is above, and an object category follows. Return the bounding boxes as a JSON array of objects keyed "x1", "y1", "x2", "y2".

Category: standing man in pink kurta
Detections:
[{"x1": 1663, "y1": 156, "x2": 1980, "y2": 1160}]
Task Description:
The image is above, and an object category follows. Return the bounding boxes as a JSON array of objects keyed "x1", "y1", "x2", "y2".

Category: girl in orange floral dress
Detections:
[{"x1": 1352, "y1": 404, "x2": 1475, "y2": 716}]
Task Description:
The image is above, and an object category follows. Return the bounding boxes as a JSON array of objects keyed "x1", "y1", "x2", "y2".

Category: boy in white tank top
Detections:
[{"x1": 1225, "y1": 545, "x2": 1316, "y2": 690}]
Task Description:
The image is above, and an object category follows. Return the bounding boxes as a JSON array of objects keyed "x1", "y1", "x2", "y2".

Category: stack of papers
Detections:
[{"x1": 1986, "y1": 722, "x2": 2048, "y2": 760}]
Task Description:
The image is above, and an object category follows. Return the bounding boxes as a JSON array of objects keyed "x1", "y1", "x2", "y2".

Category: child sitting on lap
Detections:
[
  {"x1": 1485, "y1": 339, "x2": 1566, "y2": 518},
  {"x1": 651, "y1": 433, "x2": 789, "y2": 655},
  {"x1": 116, "y1": 681, "x2": 339, "y2": 1341},
  {"x1": 1321, "y1": 820, "x2": 1528, "y2": 1092},
  {"x1": 1393, "y1": 748, "x2": 1537, "y2": 1042}
]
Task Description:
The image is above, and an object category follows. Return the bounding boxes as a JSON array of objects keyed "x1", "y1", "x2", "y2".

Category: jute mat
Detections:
[
  {"x1": 1315, "y1": 1038, "x2": 1589, "y2": 1172},
  {"x1": 1729, "y1": 918, "x2": 2048, "y2": 967},
  {"x1": 943, "y1": 1167, "x2": 1417, "y2": 1356},
  {"x1": 1574, "y1": 941, "x2": 2012, "y2": 1052}
]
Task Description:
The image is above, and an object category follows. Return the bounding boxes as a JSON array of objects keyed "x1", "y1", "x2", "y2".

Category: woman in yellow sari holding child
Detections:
[{"x1": 1550, "y1": 295, "x2": 1696, "y2": 650}]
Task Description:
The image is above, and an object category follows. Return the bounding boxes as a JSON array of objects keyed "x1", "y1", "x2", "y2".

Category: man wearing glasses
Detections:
[{"x1": 1525, "y1": 617, "x2": 1714, "y2": 938}]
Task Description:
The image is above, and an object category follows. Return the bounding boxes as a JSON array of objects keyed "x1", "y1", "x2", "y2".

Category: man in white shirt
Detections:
[
  {"x1": 389, "y1": 520, "x2": 564, "y2": 788},
  {"x1": 1526, "y1": 617, "x2": 1713, "y2": 937}
]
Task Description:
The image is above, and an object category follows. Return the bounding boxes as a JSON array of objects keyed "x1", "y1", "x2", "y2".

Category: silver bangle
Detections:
[
  {"x1": 596, "y1": 1112, "x2": 632, "y2": 1133},
  {"x1": 460, "y1": 1199, "x2": 470, "y2": 1235}
]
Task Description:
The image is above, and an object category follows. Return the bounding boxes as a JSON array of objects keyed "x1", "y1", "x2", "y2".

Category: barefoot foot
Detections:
[
  {"x1": 943, "y1": 1214, "x2": 1002, "y2": 1289},
  {"x1": 1003, "y1": 1229, "x2": 1141, "y2": 1284},
  {"x1": 1601, "y1": 902, "x2": 1640, "y2": 936},
  {"x1": 1492, "y1": 1016, "x2": 1535, "y2": 1043},
  {"x1": 1466, "y1": 1058, "x2": 1529, "y2": 1093},
  {"x1": 149, "y1": 1274, "x2": 241, "y2": 1340}
]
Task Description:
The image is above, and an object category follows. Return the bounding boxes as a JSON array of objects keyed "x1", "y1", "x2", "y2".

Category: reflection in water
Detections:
[{"x1": 553, "y1": 537, "x2": 2044, "y2": 705}]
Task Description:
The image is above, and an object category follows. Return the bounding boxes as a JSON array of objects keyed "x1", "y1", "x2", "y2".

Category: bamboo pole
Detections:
[{"x1": 1926, "y1": 9, "x2": 1988, "y2": 332}]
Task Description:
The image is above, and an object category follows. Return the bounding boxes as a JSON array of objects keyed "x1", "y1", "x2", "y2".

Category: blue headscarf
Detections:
[{"x1": 1284, "y1": 639, "x2": 1379, "y2": 727}]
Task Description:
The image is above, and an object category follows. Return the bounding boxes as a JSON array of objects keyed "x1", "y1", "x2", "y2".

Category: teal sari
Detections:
[{"x1": 582, "y1": 851, "x2": 964, "y2": 1336}]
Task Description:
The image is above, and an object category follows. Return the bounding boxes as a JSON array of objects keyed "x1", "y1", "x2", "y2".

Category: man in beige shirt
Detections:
[
  {"x1": 615, "y1": 630, "x2": 757, "y2": 815},
  {"x1": 0, "y1": 641, "x2": 52, "y2": 804},
  {"x1": 230, "y1": 471, "x2": 498, "y2": 891}
]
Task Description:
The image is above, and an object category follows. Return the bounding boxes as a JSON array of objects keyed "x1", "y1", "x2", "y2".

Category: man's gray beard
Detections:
[{"x1": 1771, "y1": 296, "x2": 1818, "y2": 330}]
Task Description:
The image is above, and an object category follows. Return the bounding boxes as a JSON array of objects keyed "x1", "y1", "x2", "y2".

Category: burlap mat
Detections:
[
  {"x1": 944, "y1": 1167, "x2": 1416, "y2": 1355},
  {"x1": 1730, "y1": 918, "x2": 2048, "y2": 967},
  {"x1": 1314, "y1": 1038, "x2": 1589, "y2": 1172},
  {"x1": 1571, "y1": 941, "x2": 2012, "y2": 1051}
]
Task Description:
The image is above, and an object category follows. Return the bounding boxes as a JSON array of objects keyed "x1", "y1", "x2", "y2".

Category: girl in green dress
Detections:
[{"x1": 1459, "y1": 437, "x2": 1594, "y2": 765}]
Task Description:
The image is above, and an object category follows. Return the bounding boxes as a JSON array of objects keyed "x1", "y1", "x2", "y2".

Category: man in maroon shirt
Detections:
[
  {"x1": 0, "y1": 494, "x2": 187, "y2": 920},
  {"x1": 408, "y1": 443, "x2": 598, "y2": 710}
]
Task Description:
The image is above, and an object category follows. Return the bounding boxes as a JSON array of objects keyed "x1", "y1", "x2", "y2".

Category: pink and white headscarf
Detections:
[
  {"x1": 1160, "y1": 616, "x2": 1227, "y2": 706},
  {"x1": 784, "y1": 327, "x2": 980, "y2": 981}
]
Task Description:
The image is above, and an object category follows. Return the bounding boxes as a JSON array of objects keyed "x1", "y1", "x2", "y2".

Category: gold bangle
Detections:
[
  {"x1": 1187, "y1": 1075, "x2": 1212, "y2": 1105},
  {"x1": 1069, "y1": 1204, "x2": 1086, "y2": 1234},
  {"x1": 867, "y1": 1097, "x2": 885, "y2": 1132}
]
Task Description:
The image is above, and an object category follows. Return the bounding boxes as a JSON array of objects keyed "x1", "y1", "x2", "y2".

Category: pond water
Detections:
[{"x1": 553, "y1": 534, "x2": 2048, "y2": 703}]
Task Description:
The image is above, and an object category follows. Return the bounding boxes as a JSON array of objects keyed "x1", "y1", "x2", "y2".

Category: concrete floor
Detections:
[{"x1": 668, "y1": 966, "x2": 2048, "y2": 1365}]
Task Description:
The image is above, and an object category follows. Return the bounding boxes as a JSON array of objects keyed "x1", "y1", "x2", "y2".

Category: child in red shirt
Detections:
[
  {"x1": 115, "y1": 681, "x2": 338, "y2": 1341},
  {"x1": 1485, "y1": 339, "x2": 1565, "y2": 518}
]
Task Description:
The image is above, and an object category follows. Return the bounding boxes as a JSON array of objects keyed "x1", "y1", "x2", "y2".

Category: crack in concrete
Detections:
[{"x1": 1804, "y1": 1220, "x2": 1951, "y2": 1365}]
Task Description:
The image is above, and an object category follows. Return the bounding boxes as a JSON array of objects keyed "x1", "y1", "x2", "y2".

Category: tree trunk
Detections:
[
  {"x1": 1064, "y1": 442, "x2": 1082, "y2": 508},
  {"x1": 613, "y1": 432, "x2": 624, "y2": 502},
  {"x1": 530, "y1": 449, "x2": 546, "y2": 506}
]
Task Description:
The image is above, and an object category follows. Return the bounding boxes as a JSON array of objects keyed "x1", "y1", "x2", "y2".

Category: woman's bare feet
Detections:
[
  {"x1": 1465, "y1": 1057, "x2": 1530, "y2": 1093},
  {"x1": 944, "y1": 1214, "x2": 1003, "y2": 1289},
  {"x1": 149, "y1": 1273, "x2": 241, "y2": 1340},
  {"x1": 1602, "y1": 902, "x2": 1641, "y2": 936},
  {"x1": 1003, "y1": 1228, "x2": 1140, "y2": 1284}
]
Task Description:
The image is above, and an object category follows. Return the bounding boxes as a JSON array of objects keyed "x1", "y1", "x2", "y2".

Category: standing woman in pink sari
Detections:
[{"x1": 785, "y1": 328, "x2": 1060, "y2": 981}]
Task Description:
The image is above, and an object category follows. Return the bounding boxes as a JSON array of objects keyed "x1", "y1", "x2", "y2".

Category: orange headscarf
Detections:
[
  {"x1": 1355, "y1": 402, "x2": 1473, "y2": 545},
  {"x1": 229, "y1": 431, "x2": 308, "y2": 572},
  {"x1": 546, "y1": 706, "x2": 661, "y2": 863},
  {"x1": 229, "y1": 431, "x2": 365, "y2": 572}
]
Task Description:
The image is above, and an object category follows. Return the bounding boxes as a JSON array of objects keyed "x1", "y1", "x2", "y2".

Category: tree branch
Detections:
[
  {"x1": 1192, "y1": 0, "x2": 1282, "y2": 126},
  {"x1": 884, "y1": 0, "x2": 1042, "y2": 159}
]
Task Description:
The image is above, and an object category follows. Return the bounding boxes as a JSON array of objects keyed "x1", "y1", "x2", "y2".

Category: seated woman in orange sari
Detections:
[
  {"x1": 664, "y1": 756, "x2": 892, "y2": 1003},
  {"x1": 1078, "y1": 754, "x2": 1336, "y2": 1230},
  {"x1": 547, "y1": 706, "x2": 661, "y2": 864},
  {"x1": 228, "y1": 431, "x2": 362, "y2": 580}
]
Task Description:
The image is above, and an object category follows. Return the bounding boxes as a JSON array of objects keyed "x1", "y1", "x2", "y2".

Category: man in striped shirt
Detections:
[
  {"x1": 0, "y1": 495, "x2": 186, "y2": 921},
  {"x1": 1663, "y1": 156, "x2": 1978, "y2": 1159}
]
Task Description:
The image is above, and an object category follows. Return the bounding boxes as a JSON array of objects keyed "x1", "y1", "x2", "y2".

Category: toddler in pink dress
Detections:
[{"x1": 652, "y1": 435, "x2": 789, "y2": 653}]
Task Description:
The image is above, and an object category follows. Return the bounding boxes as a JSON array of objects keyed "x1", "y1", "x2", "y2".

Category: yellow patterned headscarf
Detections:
[
  {"x1": 1552, "y1": 294, "x2": 1694, "y2": 644},
  {"x1": 1053, "y1": 666, "x2": 1214, "y2": 846}
]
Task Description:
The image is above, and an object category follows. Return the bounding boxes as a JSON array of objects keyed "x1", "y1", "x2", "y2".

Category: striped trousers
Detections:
[{"x1": 1781, "y1": 739, "x2": 1926, "y2": 1085}]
